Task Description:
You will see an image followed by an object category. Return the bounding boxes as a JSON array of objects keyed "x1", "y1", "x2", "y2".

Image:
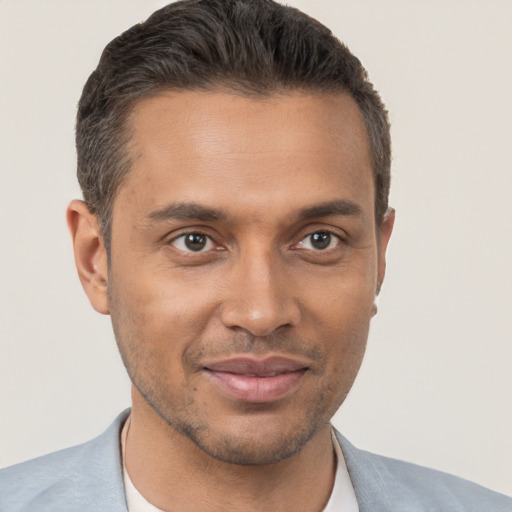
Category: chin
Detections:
[
  {"x1": 187, "y1": 426, "x2": 316, "y2": 466},
  {"x1": 172, "y1": 412, "x2": 324, "y2": 466}
]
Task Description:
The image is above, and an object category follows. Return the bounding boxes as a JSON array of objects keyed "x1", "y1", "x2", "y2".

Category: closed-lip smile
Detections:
[{"x1": 202, "y1": 356, "x2": 309, "y2": 403}]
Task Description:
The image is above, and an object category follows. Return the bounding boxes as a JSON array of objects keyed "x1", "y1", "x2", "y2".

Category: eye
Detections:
[
  {"x1": 170, "y1": 232, "x2": 215, "y2": 252},
  {"x1": 296, "y1": 231, "x2": 341, "y2": 251}
]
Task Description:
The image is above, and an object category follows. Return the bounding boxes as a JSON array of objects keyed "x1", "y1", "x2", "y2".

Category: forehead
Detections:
[
  {"x1": 127, "y1": 90, "x2": 370, "y2": 165},
  {"x1": 117, "y1": 90, "x2": 374, "y2": 223}
]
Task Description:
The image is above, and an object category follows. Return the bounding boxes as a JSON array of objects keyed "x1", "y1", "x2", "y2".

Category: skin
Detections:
[{"x1": 68, "y1": 91, "x2": 394, "y2": 511}]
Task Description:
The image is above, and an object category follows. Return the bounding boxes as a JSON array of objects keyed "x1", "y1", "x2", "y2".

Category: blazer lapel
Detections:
[
  {"x1": 48, "y1": 409, "x2": 130, "y2": 512},
  {"x1": 334, "y1": 430, "x2": 409, "y2": 512}
]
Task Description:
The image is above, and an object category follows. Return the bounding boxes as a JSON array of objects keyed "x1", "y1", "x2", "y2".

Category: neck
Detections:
[{"x1": 125, "y1": 388, "x2": 336, "y2": 512}]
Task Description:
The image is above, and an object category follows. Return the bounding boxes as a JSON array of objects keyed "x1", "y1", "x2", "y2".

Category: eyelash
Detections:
[
  {"x1": 294, "y1": 230, "x2": 343, "y2": 251},
  {"x1": 168, "y1": 231, "x2": 218, "y2": 253}
]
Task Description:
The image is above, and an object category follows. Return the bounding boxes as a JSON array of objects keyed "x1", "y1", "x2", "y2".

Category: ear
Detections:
[
  {"x1": 67, "y1": 200, "x2": 110, "y2": 315},
  {"x1": 376, "y1": 207, "x2": 395, "y2": 295}
]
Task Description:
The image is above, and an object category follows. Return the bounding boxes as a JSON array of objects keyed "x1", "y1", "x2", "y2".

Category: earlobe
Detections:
[
  {"x1": 376, "y1": 207, "x2": 395, "y2": 295},
  {"x1": 67, "y1": 200, "x2": 110, "y2": 315}
]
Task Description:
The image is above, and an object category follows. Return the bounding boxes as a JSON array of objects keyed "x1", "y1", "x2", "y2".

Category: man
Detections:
[{"x1": 0, "y1": 0, "x2": 510, "y2": 510}]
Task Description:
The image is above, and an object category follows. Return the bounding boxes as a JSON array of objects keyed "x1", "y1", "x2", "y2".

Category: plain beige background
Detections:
[{"x1": 1, "y1": 0, "x2": 511, "y2": 496}]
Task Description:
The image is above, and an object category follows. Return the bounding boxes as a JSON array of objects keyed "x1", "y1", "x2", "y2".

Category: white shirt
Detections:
[{"x1": 121, "y1": 418, "x2": 358, "y2": 512}]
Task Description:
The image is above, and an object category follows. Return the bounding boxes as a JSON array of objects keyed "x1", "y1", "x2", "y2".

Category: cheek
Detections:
[
  {"x1": 301, "y1": 260, "x2": 376, "y2": 328},
  {"x1": 114, "y1": 261, "x2": 215, "y2": 327},
  {"x1": 109, "y1": 266, "x2": 228, "y2": 389},
  {"x1": 300, "y1": 263, "x2": 374, "y2": 381},
  {"x1": 319, "y1": 319, "x2": 370, "y2": 412}
]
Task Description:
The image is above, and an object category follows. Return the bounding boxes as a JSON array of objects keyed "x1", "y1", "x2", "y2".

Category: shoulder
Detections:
[
  {"x1": 0, "y1": 410, "x2": 129, "y2": 512},
  {"x1": 334, "y1": 430, "x2": 512, "y2": 512}
]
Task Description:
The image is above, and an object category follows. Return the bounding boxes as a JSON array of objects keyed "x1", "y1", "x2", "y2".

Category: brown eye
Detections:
[
  {"x1": 296, "y1": 231, "x2": 340, "y2": 251},
  {"x1": 170, "y1": 232, "x2": 214, "y2": 252}
]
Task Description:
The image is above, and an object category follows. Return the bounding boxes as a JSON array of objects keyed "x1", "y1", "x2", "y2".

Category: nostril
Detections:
[{"x1": 220, "y1": 302, "x2": 300, "y2": 338}]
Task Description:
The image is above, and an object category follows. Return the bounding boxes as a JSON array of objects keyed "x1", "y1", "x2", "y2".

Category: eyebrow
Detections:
[
  {"x1": 145, "y1": 199, "x2": 362, "y2": 225},
  {"x1": 147, "y1": 202, "x2": 227, "y2": 223},
  {"x1": 297, "y1": 199, "x2": 363, "y2": 220}
]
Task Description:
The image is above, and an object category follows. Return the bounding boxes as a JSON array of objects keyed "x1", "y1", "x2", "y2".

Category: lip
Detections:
[{"x1": 202, "y1": 356, "x2": 309, "y2": 403}]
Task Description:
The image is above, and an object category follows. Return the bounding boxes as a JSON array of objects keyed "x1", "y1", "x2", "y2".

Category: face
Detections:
[{"x1": 106, "y1": 91, "x2": 393, "y2": 465}]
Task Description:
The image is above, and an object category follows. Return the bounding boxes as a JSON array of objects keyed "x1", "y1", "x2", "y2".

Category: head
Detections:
[
  {"x1": 69, "y1": 0, "x2": 394, "y2": 466},
  {"x1": 76, "y1": 0, "x2": 391, "y2": 254}
]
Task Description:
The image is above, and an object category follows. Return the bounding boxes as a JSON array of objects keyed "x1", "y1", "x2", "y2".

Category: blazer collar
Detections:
[
  {"x1": 69, "y1": 409, "x2": 130, "y2": 512},
  {"x1": 334, "y1": 429, "x2": 398, "y2": 512}
]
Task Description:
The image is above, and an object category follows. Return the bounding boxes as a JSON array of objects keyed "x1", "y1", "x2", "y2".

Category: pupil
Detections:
[
  {"x1": 185, "y1": 233, "x2": 206, "y2": 251},
  {"x1": 311, "y1": 232, "x2": 331, "y2": 250}
]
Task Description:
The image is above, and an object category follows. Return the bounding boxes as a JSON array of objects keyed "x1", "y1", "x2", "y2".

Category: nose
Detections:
[{"x1": 220, "y1": 249, "x2": 301, "y2": 337}]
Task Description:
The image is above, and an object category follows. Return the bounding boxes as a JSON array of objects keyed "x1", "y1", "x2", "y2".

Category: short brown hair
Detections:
[{"x1": 76, "y1": 0, "x2": 391, "y2": 252}]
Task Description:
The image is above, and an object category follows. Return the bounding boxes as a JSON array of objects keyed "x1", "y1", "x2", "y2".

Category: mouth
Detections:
[{"x1": 202, "y1": 356, "x2": 309, "y2": 403}]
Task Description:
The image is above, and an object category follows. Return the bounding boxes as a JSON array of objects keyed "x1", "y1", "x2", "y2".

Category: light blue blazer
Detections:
[{"x1": 1, "y1": 410, "x2": 510, "y2": 511}]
